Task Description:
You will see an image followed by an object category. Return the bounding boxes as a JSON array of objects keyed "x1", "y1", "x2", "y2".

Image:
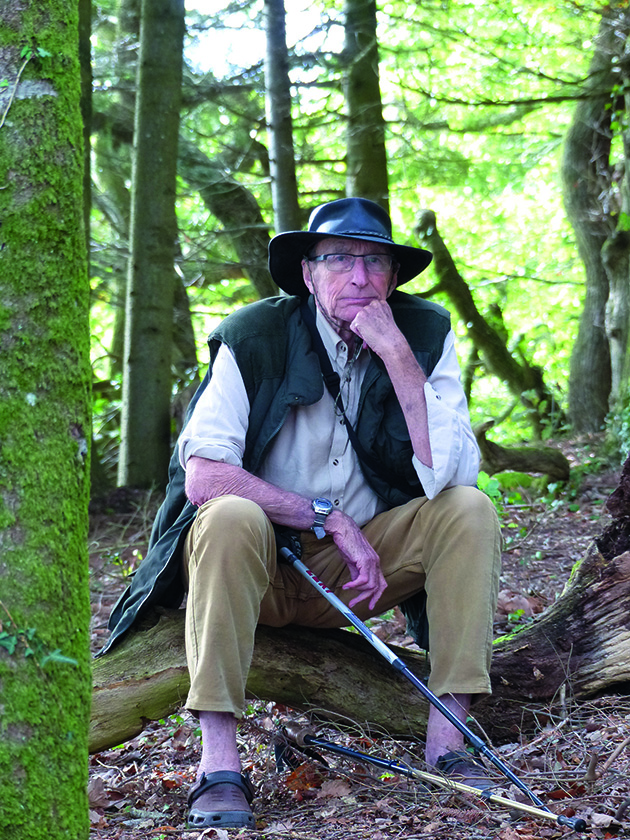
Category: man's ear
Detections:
[
  {"x1": 386, "y1": 266, "x2": 399, "y2": 297},
  {"x1": 302, "y1": 259, "x2": 315, "y2": 294}
]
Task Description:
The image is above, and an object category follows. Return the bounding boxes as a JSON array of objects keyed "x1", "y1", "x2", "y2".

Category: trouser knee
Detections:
[
  {"x1": 185, "y1": 494, "x2": 277, "y2": 581},
  {"x1": 194, "y1": 494, "x2": 269, "y2": 534},
  {"x1": 432, "y1": 485, "x2": 500, "y2": 544}
]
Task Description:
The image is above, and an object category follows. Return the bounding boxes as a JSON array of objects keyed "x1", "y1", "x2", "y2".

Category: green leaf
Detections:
[
  {"x1": 0, "y1": 633, "x2": 17, "y2": 654},
  {"x1": 40, "y1": 649, "x2": 78, "y2": 668},
  {"x1": 619, "y1": 212, "x2": 630, "y2": 232}
]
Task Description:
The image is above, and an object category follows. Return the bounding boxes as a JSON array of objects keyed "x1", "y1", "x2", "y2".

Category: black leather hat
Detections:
[{"x1": 268, "y1": 197, "x2": 433, "y2": 296}]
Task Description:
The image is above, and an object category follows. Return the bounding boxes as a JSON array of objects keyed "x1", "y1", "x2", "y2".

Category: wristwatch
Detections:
[{"x1": 311, "y1": 497, "x2": 333, "y2": 539}]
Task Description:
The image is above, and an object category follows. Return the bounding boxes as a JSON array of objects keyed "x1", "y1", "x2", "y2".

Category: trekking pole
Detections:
[
  {"x1": 280, "y1": 728, "x2": 587, "y2": 832},
  {"x1": 278, "y1": 545, "x2": 587, "y2": 833}
]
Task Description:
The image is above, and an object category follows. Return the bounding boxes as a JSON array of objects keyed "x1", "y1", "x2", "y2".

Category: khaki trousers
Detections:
[{"x1": 183, "y1": 485, "x2": 501, "y2": 716}]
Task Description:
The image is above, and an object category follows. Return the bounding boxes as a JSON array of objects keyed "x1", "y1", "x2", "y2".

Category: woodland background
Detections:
[
  {"x1": 88, "y1": 0, "x2": 630, "y2": 490},
  {"x1": 4, "y1": 0, "x2": 630, "y2": 838}
]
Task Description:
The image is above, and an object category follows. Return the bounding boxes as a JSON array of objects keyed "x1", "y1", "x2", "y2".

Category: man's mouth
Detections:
[{"x1": 341, "y1": 296, "x2": 376, "y2": 304}]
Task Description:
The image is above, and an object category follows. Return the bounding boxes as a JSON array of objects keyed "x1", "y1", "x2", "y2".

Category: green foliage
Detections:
[
  {"x1": 478, "y1": 467, "x2": 576, "y2": 533},
  {"x1": 477, "y1": 470, "x2": 503, "y2": 509},
  {"x1": 87, "y1": 0, "x2": 615, "y2": 473}
]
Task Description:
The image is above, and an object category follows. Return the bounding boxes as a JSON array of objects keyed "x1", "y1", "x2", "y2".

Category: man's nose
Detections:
[{"x1": 349, "y1": 256, "x2": 370, "y2": 284}]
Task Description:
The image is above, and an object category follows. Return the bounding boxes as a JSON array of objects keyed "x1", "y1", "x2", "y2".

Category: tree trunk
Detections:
[
  {"x1": 264, "y1": 0, "x2": 301, "y2": 233},
  {"x1": 414, "y1": 209, "x2": 564, "y2": 436},
  {"x1": 79, "y1": 0, "x2": 92, "y2": 251},
  {"x1": 604, "y1": 230, "x2": 630, "y2": 411},
  {"x1": 342, "y1": 0, "x2": 389, "y2": 209},
  {"x1": 0, "y1": 2, "x2": 92, "y2": 837},
  {"x1": 605, "y1": 71, "x2": 630, "y2": 414},
  {"x1": 118, "y1": 0, "x2": 185, "y2": 489},
  {"x1": 561, "y1": 5, "x2": 630, "y2": 432},
  {"x1": 91, "y1": 456, "x2": 630, "y2": 752}
]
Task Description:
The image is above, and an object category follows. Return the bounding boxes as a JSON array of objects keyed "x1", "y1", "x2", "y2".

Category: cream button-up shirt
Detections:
[{"x1": 179, "y1": 309, "x2": 480, "y2": 526}]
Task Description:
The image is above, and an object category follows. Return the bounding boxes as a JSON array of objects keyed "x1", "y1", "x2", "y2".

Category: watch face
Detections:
[{"x1": 313, "y1": 498, "x2": 333, "y2": 515}]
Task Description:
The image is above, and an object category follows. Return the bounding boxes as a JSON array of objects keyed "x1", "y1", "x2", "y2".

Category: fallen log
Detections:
[
  {"x1": 90, "y1": 540, "x2": 630, "y2": 753},
  {"x1": 90, "y1": 614, "x2": 432, "y2": 753},
  {"x1": 475, "y1": 420, "x2": 571, "y2": 482}
]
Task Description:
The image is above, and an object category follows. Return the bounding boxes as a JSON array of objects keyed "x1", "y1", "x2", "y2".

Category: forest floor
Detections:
[{"x1": 88, "y1": 436, "x2": 630, "y2": 840}]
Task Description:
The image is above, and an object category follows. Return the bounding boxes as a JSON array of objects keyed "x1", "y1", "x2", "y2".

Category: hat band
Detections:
[{"x1": 318, "y1": 228, "x2": 393, "y2": 243}]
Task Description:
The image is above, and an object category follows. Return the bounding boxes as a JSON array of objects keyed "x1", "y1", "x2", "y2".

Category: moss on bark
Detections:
[{"x1": 0, "y1": 2, "x2": 91, "y2": 838}]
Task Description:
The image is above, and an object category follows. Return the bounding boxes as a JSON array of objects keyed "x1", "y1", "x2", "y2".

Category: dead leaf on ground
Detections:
[
  {"x1": 316, "y1": 779, "x2": 352, "y2": 799},
  {"x1": 285, "y1": 762, "x2": 326, "y2": 791}
]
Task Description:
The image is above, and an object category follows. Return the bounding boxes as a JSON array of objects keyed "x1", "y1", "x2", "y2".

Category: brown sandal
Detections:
[{"x1": 187, "y1": 770, "x2": 255, "y2": 828}]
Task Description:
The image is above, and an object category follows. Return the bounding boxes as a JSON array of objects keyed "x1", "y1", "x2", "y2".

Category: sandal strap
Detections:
[
  {"x1": 188, "y1": 770, "x2": 255, "y2": 807},
  {"x1": 436, "y1": 750, "x2": 484, "y2": 774}
]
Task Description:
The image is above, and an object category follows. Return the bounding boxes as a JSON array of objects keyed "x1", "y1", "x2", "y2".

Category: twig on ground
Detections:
[
  {"x1": 614, "y1": 797, "x2": 630, "y2": 822},
  {"x1": 584, "y1": 751, "x2": 599, "y2": 782},
  {"x1": 601, "y1": 734, "x2": 630, "y2": 774}
]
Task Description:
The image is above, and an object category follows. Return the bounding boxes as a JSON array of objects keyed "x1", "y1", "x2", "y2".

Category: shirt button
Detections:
[
  {"x1": 333, "y1": 459, "x2": 339, "y2": 466},
  {"x1": 334, "y1": 499, "x2": 340, "y2": 506}
]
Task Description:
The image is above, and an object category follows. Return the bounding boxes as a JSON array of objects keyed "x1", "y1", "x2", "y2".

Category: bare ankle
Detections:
[
  {"x1": 425, "y1": 692, "x2": 471, "y2": 767},
  {"x1": 197, "y1": 710, "x2": 242, "y2": 776}
]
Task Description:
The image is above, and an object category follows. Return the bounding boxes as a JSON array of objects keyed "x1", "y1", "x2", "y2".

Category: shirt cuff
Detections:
[{"x1": 179, "y1": 438, "x2": 243, "y2": 469}]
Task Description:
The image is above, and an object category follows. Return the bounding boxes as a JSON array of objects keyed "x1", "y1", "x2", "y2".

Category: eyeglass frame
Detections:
[{"x1": 305, "y1": 252, "x2": 398, "y2": 274}]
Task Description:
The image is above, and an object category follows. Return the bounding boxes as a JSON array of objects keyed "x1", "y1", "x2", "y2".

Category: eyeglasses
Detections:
[{"x1": 307, "y1": 253, "x2": 396, "y2": 274}]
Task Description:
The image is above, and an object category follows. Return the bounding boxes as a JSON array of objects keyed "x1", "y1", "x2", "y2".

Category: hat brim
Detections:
[{"x1": 268, "y1": 231, "x2": 433, "y2": 297}]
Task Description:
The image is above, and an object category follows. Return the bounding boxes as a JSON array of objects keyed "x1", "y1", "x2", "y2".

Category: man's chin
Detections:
[{"x1": 336, "y1": 301, "x2": 373, "y2": 321}]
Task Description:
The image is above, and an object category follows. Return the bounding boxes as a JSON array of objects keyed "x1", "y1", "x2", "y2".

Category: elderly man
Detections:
[{"x1": 102, "y1": 197, "x2": 501, "y2": 829}]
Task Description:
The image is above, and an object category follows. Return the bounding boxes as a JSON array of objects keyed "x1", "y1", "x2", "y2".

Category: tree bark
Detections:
[
  {"x1": 118, "y1": 0, "x2": 185, "y2": 489},
  {"x1": 414, "y1": 209, "x2": 564, "y2": 436},
  {"x1": 561, "y1": 4, "x2": 630, "y2": 432},
  {"x1": 79, "y1": 0, "x2": 92, "y2": 253},
  {"x1": 264, "y1": 0, "x2": 301, "y2": 232},
  {"x1": 0, "y1": 2, "x2": 92, "y2": 836},
  {"x1": 342, "y1": 0, "x2": 389, "y2": 209},
  {"x1": 605, "y1": 62, "x2": 630, "y2": 416},
  {"x1": 91, "y1": 458, "x2": 630, "y2": 752}
]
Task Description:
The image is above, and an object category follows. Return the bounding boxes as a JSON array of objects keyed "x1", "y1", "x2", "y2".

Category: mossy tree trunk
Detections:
[
  {"x1": 0, "y1": 2, "x2": 92, "y2": 838},
  {"x1": 118, "y1": 0, "x2": 185, "y2": 489}
]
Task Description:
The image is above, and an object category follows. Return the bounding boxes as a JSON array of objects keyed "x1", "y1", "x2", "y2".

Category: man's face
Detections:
[{"x1": 301, "y1": 237, "x2": 398, "y2": 333}]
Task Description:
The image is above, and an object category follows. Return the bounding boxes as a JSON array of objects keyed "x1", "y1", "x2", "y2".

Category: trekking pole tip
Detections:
[{"x1": 557, "y1": 814, "x2": 588, "y2": 832}]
